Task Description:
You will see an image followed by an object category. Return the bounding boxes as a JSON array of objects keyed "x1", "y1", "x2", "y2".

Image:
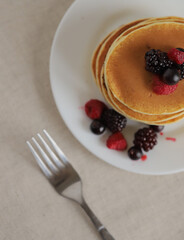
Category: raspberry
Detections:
[
  {"x1": 145, "y1": 49, "x2": 174, "y2": 74},
  {"x1": 85, "y1": 99, "x2": 107, "y2": 119},
  {"x1": 102, "y1": 109, "x2": 127, "y2": 133},
  {"x1": 152, "y1": 75, "x2": 178, "y2": 95},
  {"x1": 133, "y1": 127, "x2": 157, "y2": 152},
  {"x1": 167, "y1": 48, "x2": 184, "y2": 65},
  {"x1": 106, "y1": 132, "x2": 127, "y2": 151}
]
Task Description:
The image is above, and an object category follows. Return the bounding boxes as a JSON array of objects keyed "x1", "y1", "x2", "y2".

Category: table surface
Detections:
[{"x1": 1, "y1": 1, "x2": 184, "y2": 240}]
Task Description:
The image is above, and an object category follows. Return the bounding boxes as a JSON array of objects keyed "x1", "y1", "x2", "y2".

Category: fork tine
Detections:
[
  {"x1": 26, "y1": 141, "x2": 53, "y2": 179},
  {"x1": 32, "y1": 137, "x2": 59, "y2": 174},
  {"x1": 37, "y1": 133, "x2": 63, "y2": 168},
  {"x1": 43, "y1": 129, "x2": 68, "y2": 165}
]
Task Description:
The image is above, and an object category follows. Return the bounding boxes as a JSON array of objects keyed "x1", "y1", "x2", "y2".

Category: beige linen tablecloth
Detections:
[{"x1": 1, "y1": 1, "x2": 184, "y2": 240}]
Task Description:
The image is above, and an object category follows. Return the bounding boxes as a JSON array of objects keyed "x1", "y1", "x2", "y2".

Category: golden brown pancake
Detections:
[
  {"x1": 156, "y1": 114, "x2": 184, "y2": 125},
  {"x1": 104, "y1": 22, "x2": 184, "y2": 115},
  {"x1": 94, "y1": 18, "x2": 184, "y2": 123},
  {"x1": 95, "y1": 16, "x2": 184, "y2": 79},
  {"x1": 92, "y1": 32, "x2": 113, "y2": 86},
  {"x1": 92, "y1": 17, "x2": 184, "y2": 124},
  {"x1": 95, "y1": 18, "x2": 149, "y2": 89},
  {"x1": 109, "y1": 16, "x2": 184, "y2": 52},
  {"x1": 95, "y1": 16, "x2": 184, "y2": 92},
  {"x1": 100, "y1": 68, "x2": 184, "y2": 124}
]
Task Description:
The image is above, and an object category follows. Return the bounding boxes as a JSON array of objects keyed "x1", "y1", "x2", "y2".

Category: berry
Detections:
[
  {"x1": 145, "y1": 49, "x2": 174, "y2": 74},
  {"x1": 85, "y1": 99, "x2": 107, "y2": 119},
  {"x1": 90, "y1": 120, "x2": 106, "y2": 135},
  {"x1": 106, "y1": 132, "x2": 127, "y2": 151},
  {"x1": 168, "y1": 48, "x2": 184, "y2": 65},
  {"x1": 102, "y1": 109, "x2": 127, "y2": 133},
  {"x1": 128, "y1": 146, "x2": 143, "y2": 160},
  {"x1": 177, "y1": 48, "x2": 184, "y2": 52},
  {"x1": 162, "y1": 68, "x2": 180, "y2": 85},
  {"x1": 133, "y1": 127, "x2": 157, "y2": 152},
  {"x1": 149, "y1": 125, "x2": 164, "y2": 133},
  {"x1": 152, "y1": 75, "x2": 178, "y2": 95},
  {"x1": 176, "y1": 63, "x2": 184, "y2": 79}
]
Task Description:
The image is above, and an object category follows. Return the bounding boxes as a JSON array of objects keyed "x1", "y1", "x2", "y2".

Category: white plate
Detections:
[{"x1": 50, "y1": 0, "x2": 184, "y2": 175}]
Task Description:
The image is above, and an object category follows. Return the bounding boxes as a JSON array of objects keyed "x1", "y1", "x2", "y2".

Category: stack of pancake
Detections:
[{"x1": 92, "y1": 16, "x2": 184, "y2": 125}]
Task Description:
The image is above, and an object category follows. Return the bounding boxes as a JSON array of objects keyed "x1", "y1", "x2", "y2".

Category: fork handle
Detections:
[{"x1": 81, "y1": 200, "x2": 115, "y2": 240}]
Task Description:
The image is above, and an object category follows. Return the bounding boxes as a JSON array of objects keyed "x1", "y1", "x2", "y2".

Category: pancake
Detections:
[
  {"x1": 156, "y1": 114, "x2": 184, "y2": 125},
  {"x1": 92, "y1": 17, "x2": 184, "y2": 124},
  {"x1": 95, "y1": 18, "x2": 149, "y2": 90},
  {"x1": 94, "y1": 18, "x2": 184, "y2": 123},
  {"x1": 108, "y1": 16, "x2": 184, "y2": 54},
  {"x1": 104, "y1": 21, "x2": 184, "y2": 115},
  {"x1": 100, "y1": 68, "x2": 184, "y2": 124},
  {"x1": 95, "y1": 16, "x2": 184, "y2": 84},
  {"x1": 96, "y1": 16, "x2": 184, "y2": 93},
  {"x1": 92, "y1": 32, "x2": 113, "y2": 86}
]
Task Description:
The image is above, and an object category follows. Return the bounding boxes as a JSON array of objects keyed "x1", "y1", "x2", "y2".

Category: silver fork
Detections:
[{"x1": 27, "y1": 130, "x2": 115, "y2": 240}]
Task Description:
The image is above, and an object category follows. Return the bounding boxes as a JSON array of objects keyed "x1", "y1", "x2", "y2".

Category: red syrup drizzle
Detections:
[
  {"x1": 160, "y1": 132, "x2": 164, "y2": 136},
  {"x1": 79, "y1": 106, "x2": 85, "y2": 110},
  {"x1": 141, "y1": 155, "x2": 147, "y2": 161},
  {"x1": 166, "y1": 137, "x2": 176, "y2": 142}
]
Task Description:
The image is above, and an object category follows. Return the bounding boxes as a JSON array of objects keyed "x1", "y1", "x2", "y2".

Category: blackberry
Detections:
[
  {"x1": 145, "y1": 49, "x2": 175, "y2": 74},
  {"x1": 102, "y1": 109, "x2": 127, "y2": 133},
  {"x1": 133, "y1": 127, "x2": 157, "y2": 152},
  {"x1": 176, "y1": 63, "x2": 184, "y2": 80}
]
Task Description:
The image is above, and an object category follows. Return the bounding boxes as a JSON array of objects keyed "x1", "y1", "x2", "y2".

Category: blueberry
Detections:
[
  {"x1": 128, "y1": 146, "x2": 143, "y2": 160},
  {"x1": 163, "y1": 68, "x2": 180, "y2": 85},
  {"x1": 90, "y1": 120, "x2": 106, "y2": 135},
  {"x1": 177, "y1": 48, "x2": 184, "y2": 52},
  {"x1": 149, "y1": 125, "x2": 164, "y2": 133}
]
